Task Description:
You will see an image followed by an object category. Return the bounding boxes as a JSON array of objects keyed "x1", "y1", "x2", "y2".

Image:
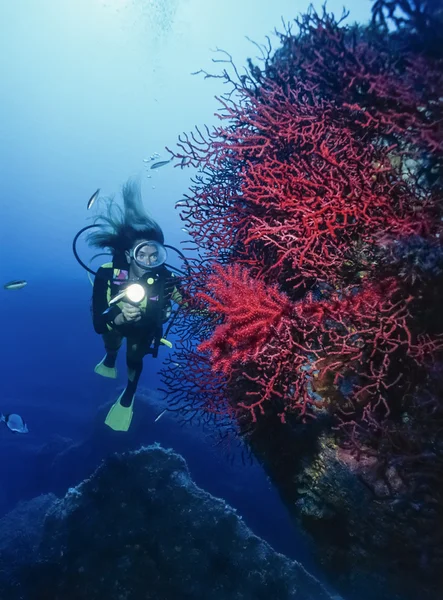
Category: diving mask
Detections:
[{"x1": 130, "y1": 240, "x2": 167, "y2": 270}]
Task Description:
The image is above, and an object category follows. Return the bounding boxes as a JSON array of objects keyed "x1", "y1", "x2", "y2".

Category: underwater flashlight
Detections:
[{"x1": 109, "y1": 283, "x2": 146, "y2": 306}]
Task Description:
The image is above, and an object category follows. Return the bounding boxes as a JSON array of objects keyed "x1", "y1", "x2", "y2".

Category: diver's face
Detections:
[
  {"x1": 126, "y1": 240, "x2": 158, "y2": 276},
  {"x1": 135, "y1": 243, "x2": 159, "y2": 266}
]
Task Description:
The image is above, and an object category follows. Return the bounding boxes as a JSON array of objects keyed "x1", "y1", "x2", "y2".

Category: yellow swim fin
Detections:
[
  {"x1": 104, "y1": 392, "x2": 135, "y2": 432},
  {"x1": 94, "y1": 356, "x2": 117, "y2": 379}
]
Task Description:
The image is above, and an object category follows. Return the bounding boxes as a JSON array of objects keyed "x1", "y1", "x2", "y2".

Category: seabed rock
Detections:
[
  {"x1": 294, "y1": 434, "x2": 441, "y2": 600},
  {"x1": 0, "y1": 444, "x2": 340, "y2": 600}
]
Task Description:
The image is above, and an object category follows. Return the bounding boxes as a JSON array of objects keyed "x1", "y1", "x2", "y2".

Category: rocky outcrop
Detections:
[
  {"x1": 244, "y1": 415, "x2": 442, "y2": 600},
  {"x1": 0, "y1": 493, "x2": 57, "y2": 595},
  {"x1": 285, "y1": 433, "x2": 441, "y2": 600},
  {"x1": 0, "y1": 445, "x2": 339, "y2": 600}
]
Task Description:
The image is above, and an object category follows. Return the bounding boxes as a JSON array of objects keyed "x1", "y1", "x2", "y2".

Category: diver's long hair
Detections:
[{"x1": 86, "y1": 179, "x2": 164, "y2": 265}]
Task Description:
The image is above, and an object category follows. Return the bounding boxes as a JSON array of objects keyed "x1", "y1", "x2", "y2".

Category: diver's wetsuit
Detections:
[{"x1": 92, "y1": 262, "x2": 181, "y2": 405}]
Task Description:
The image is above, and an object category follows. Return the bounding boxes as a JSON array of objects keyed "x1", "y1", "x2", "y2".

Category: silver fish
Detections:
[
  {"x1": 1, "y1": 413, "x2": 29, "y2": 434},
  {"x1": 87, "y1": 188, "x2": 100, "y2": 210},
  {"x1": 150, "y1": 160, "x2": 171, "y2": 170},
  {"x1": 154, "y1": 409, "x2": 168, "y2": 423},
  {"x1": 4, "y1": 280, "x2": 27, "y2": 290}
]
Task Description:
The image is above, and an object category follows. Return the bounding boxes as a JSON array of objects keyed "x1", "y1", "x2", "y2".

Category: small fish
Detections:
[
  {"x1": 175, "y1": 201, "x2": 186, "y2": 207},
  {"x1": 1, "y1": 413, "x2": 29, "y2": 434},
  {"x1": 87, "y1": 188, "x2": 100, "y2": 210},
  {"x1": 154, "y1": 409, "x2": 168, "y2": 423},
  {"x1": 4, "y1": 280, "x2": 27, "y2": 290},
  {"x1": 150, "y1": 160, "x2": 171, "y2": 170},
  {"x1": 181, "y1": 228, "x2": 190, "y2": 234}
]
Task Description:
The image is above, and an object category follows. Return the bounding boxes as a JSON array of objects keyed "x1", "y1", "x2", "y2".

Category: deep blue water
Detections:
[{"x1": 0, "y1": 1, "x2": 374, "y2": 595}]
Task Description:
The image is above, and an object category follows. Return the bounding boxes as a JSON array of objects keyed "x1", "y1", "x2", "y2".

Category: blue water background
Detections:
[{"x1": 0, "y1": 0, "x2": 372, "y2": 587}]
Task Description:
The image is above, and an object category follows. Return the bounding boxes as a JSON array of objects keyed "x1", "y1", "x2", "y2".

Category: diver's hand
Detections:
[{"x1": 114, "y1": 302, "x2": 141, "y2": 325}]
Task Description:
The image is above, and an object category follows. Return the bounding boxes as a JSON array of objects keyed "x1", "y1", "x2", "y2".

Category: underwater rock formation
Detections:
[
  {"x1": 0, "y1": 493, "x2": 57, "y2": 593},
  {"x1": 241, "y1": 417, "x2": 443, "y2": 600},
  {"x1": 294, "y1": 434, "x2": 442, "y2": 600},
  {"x1": 0, "y1": 445, "x2": 339, "y2": 600}
]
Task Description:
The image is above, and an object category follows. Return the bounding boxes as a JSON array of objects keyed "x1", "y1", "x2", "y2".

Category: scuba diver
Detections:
[{"x1": 78, "y1": 179, "x2": 185, "y2": 432}]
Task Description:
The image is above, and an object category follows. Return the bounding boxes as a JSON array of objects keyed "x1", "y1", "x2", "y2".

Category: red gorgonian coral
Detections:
[{"x1": 161, "y1": 7, "x2": 443, "y2": 507}]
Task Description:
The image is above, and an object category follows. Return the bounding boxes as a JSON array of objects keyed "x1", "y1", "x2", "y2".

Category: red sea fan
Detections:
[
  {"x1": 163, "y1": 6, "x2": 443, "y2": 459},
  {"x1": 196, "y1": 263, "x2": 292, "y2": 374}
]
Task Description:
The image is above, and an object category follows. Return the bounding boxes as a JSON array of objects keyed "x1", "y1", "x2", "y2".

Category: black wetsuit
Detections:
[
  {"x1": 92, "y1": 263, "x2": 179, "y2": 336},
  {"x1": 92, "y1": 262, "x2": 181, "y2": 406}
]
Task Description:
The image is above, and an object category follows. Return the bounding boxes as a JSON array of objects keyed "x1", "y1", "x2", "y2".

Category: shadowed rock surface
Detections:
[
  {"x1": 0, "y1": 493, "x2": 57, "y2": 591},
  {"x1": 0, "y1": 445, "x2": 340, "y2": 600},
  {"x1": 247, "y1": 417, "x2": 442, "y2": 600}
]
